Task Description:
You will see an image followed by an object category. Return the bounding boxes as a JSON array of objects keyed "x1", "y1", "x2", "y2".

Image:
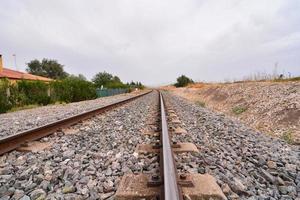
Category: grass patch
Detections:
[
  {"x1": 55, "y1": 101, "x2": 67, "y2": 106},
  {"x1": 273, "y1": 76, "x2": 300, "y2": 82},
  {"x1": 8, "y1": 104, "x2": 39, "y2": 112},
  {"x1": 7, "y1": 101, "x2": 69, "y2": 113},
  {"x1": 232, "y1": 106, "x2": 247, "y2": 115},
  {"x1": 196, "y1": 100, "x2": 206, "y2": 107},
  {"x1": 281, "y1": 131, "x2": 294, "y2": 144}
]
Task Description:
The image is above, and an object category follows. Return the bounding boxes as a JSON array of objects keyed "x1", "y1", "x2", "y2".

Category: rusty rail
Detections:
[
  {"x1": 160, "y1": 92, "x2": 183, "y2": 200},
  {"x1": 0, "y1": 90, "x2": 152, "y2": 155}
]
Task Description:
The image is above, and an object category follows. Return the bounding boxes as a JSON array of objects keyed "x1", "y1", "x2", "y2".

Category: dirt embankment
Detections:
[{"x1": 167, "y1": 81, "x2": 300, "y2": 144}]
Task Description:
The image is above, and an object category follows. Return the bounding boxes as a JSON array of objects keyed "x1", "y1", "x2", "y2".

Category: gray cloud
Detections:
[{"x1": 1, "y1": 0, "x2": 299, "y2": 85}]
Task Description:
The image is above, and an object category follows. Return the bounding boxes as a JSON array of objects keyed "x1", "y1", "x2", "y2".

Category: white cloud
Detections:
[{"x1": 0, "y1": 0, "x2": 299, "y2": 85}]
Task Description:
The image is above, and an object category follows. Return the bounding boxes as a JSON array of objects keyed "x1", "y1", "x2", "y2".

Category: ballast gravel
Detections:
[
  {"x1": 0, "y1": 92, "x2": 145, "y2": 139},
  {"x1": 1, "y1": 90, "x2": 299, "y2": 200},
  {"x1": 163, "y1": 91, "x2": 300, "y2": 200},
  {"x1": 0, "y1": 91, "x2": 158, "y2": 200}
]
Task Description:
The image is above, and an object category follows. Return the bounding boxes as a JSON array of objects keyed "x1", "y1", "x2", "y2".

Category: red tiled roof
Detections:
[{"x1": 0, "y1": 68, "x2": 53, "y2": 82}]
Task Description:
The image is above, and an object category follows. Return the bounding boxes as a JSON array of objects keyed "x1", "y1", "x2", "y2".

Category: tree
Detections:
[
  {"x1": 26, "y1": 59, "x2": 68, "y2": 79},
  {"x1": 92, "y1": 72, "x2": 113, "y2": 88},
  {"x1": 92, "y1": 71, "x2": 145, "y2": 89},
  {"x1": 26, "y1": 60, "x2": 44, "y2": 76},
  {"x1": 112, "y1": 76, "x2": 121, "y2": 83},
  {"x1": 78, "y1": 74, "x2": 87, "y2": 81},
  {"x1": 129, "y1": 81, "x2": 136, "y2": 86},
  {"x1": 174, "y1": 75, "x2": 193, "y2": 87},
  {"x1": 68, "y1": 74, "x2": 87, "y2": 81}
]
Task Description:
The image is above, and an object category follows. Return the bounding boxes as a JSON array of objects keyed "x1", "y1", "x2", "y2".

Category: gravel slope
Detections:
[
  {"x1": 0, "y1": 91, "x2": 158, "y2": 200},
  {"x1": 163, "y1": 91, "x2": 300, "y2": 200},
  {"x1": 168, "y1": 81, "x2": 300, "y2": 143},
  {"x1": 0, "y1": 92, "x2": 147, "y2": 139}
]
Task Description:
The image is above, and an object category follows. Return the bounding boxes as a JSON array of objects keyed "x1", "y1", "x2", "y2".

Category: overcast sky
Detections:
[{"x1": 1, "y1": 0, "x2": 299, "y2": 85}]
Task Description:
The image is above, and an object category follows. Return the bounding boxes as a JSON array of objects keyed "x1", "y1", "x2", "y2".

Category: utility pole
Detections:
[{"x1": 13, "y1": 54, "x2": 17, "y2": 71}]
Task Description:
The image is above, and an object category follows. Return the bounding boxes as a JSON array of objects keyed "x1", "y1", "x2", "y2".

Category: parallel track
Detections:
[{"x1": 0, "y1": 91, "x2": 152, "y2": 155}]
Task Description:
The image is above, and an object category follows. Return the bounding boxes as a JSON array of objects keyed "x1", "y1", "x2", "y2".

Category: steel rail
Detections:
[
  {"x1": 0, "y1": 90, "x2": 152, "y2": 155},
  {"x1": 159, "y1": 92, "x2": 183, "y2": 200}
]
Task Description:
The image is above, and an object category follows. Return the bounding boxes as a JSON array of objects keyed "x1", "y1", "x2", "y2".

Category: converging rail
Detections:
[
  {"x1": 116, "y1": 91, "x2": 226, "y2": 200},
  {"x1": 160, "y1": 92, "x2": 183, "y2": 200},
  {"x1": 0, "y1": 91, "x2": 152, "y2": 155}
]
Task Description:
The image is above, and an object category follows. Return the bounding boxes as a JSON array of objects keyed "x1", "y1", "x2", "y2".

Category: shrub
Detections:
[
  {"x1": 51, "y1": 76, "x2": 97, "y2": 103},
  {"x1": 50, "y1": 79, "x2": 72, "y2": 103},
  {"x1": 0, "y1": 80, "x2": 51, "y2": 112},
  {"x1": 106, "y1": 81, "x2": 128, "y2": 89},
  {"x1": 0, "y1": 94, "x2": 12, "y2": 113},
  {"x1": 127, "y1": 81, "x2": 145, "y2": 89},
  {"x1": 8, "y1": 84, "x2": 28, "y2": 107},
  {"x1": 17, "y1": 80, "x2": 51, "y2": 105},
  {"x1": 0, "y1": 79, "x2": 12, "y2": 113},
  {"x1": 0, "y1": 74, "x2": 113, "y2": 113},
  {"x1": 174, "y1": 75, "x2": 194, "y2": 87},
  {"x1": 281, "y1": 131, "x2": 293, "y2": 144},
  {"x1": 232, "y1": 106, "x2": 247, "y2": 115},
  {"x1": 196, "y1": 100, "x2": 206, "y2": 107},
  {"x1": 273, "y1": 76, "x2": 300, "y2": 82}
]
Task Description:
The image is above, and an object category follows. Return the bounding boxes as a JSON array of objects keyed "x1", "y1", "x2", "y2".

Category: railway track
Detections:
[
  {"x1": 0, "y1": 90, "x2": 225, "y2": 200},
  {"x1": 0, "y1": 90, "x2": 151, "y2": 155},
  {"x1": 1, "y1": 90, "x2": 296, "y2": 199},
  {"x1": 116, "y1": 91, "x2": 225, "y2": 200}
]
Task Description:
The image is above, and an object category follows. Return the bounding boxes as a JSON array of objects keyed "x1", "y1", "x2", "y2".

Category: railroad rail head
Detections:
[
  {"x1": 116, "y1": 91, "x2": 226, "y2": 200},
  {"x1": 159, "y1": 92, "x2": 183, "y2": 200},
  {"x1": 0, "y1": 90, "x2": 152, "y2": 156}
]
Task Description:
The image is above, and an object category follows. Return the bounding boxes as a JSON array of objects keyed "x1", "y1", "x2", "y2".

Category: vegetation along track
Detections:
[{"x1": 0, "y1": 91, "x2": 151, "y2": 155}]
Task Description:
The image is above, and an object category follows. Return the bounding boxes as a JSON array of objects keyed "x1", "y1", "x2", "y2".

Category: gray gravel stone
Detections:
[
  {"x1": 0, "y1": 92, "x2": 144, "y2": 139},
  {"x1": 285, "y1": 164, "x2": 297, "y2": 173},
  {"x1": 30, "y1": 189, "x2": 46, "y2": 200},
  {"x1": 0, "y1": 196, "x2": 10, "y2": 200},
  {"x1": 11, "y1": 189, "x2": 25, "y2": 199},
  {"x1": 261, "y1": 169, "x2": 275, "y2": 183},
  {"x1": 19, "y1": 195, "x2": 30, "y2": 200},
  {"x1": 163, "y1": 91, "x2": 300, "y2": 199}
]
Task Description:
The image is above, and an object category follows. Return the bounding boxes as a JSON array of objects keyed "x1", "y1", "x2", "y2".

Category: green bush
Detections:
[
  {"x1": 0, "y1": 79, "x2": 50, "y2": 113},
  {"x1": 8, "y1": 84, "x2": 27, "y2": 107},
  {"x1": 51, "y1": 76, "x2": 97, "y2": 103},
  {"x1": 174, "y1": 75, "x2": 194, "y2": 87},
  {"x1": 0, "y1": 79, "x2": 12, "y2": 113},
  {"x1": 281, "y1": 131, "x2": 294, "y2": 144},
  {"x1": 273, "y1": 76, "x2": 300, "y2": 82},
  {"x1": 18, "y1": 80, "x2": 51, "y2": 105},
  {"x1": 232, "y1": 106, "x2": 247, "y2": 115},
  {"x1": 0, "y1": 76, "x2": 97, "y2": 113},
  {"x1": 106, "y1": 81, "x2": 128, "y2": 89},
  {"x1": 0, "y1": 94, "x2": 12, "y2": 113},
  {"x1": 196, "y1": 100, "x2": 206, "y2": 107}
]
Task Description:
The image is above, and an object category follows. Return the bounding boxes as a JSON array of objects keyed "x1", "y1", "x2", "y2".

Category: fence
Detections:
[{"x1": 96, "y1": 88, "x2": 129, "y2": 98}]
